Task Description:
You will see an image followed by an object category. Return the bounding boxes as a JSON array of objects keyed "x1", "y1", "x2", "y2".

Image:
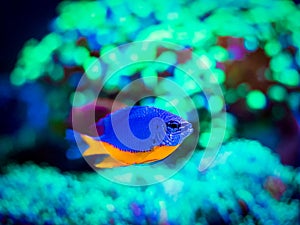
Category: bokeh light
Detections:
[{"x1": 1, "y1": 0, "x2": 300, "y2": 224}]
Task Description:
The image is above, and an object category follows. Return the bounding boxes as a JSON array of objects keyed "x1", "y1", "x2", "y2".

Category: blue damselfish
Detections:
[{"x1": 67, "y1": 106, "x2": 193, "y2": 168}]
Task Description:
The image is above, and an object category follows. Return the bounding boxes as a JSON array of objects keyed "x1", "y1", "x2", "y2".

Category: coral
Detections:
[{"x1": 0, "y1": 140, "x2": 299, "y2": 224}]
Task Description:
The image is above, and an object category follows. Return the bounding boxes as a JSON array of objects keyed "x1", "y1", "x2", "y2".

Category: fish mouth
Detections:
[{"x1": 180, "y1": 121, "x2": 193, "y2": 137}]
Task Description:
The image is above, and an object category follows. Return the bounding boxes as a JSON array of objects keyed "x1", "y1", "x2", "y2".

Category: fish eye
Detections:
[{"x1": 166, "y1": 121, "x2": 180, "y2": 131}]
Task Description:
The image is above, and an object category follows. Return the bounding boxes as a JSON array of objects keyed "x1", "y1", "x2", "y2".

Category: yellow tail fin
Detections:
[{"x1": 81, "y1": 134, "x2": 108, "y2": 156}]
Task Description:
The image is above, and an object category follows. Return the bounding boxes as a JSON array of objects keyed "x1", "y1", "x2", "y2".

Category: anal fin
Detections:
[{"x1": 94, "y1": 156, "x2": 127, "y2": 168}]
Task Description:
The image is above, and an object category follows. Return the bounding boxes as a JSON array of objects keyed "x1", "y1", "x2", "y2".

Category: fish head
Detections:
[{"x1": 159, "y1": 112, "x2": 193, "y2": 146}]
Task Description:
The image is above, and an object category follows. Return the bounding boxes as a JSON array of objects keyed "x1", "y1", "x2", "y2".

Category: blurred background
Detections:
[{"x1": 0, "y1": 0, "x2": 300, "y2": 224}]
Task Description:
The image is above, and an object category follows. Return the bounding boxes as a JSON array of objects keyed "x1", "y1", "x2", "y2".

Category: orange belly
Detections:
[
  {"x1": 81, "y1": 134, "x2": 179, "y2": 168},
  {"x1": 100, "y1": 141, "x2": 180, "y2": 164}
]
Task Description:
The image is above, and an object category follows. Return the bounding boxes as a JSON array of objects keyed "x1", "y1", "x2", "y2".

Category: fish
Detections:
[{"x1": 66, "y1": 106, "x2": 193, "y2": 168}]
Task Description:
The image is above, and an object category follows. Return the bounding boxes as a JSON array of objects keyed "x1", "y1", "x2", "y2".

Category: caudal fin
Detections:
[
  {"x1": 80, "y1": 134, "x2": 108, "y2": 156},
  {"x1": 66, "y1": 129, "x2": 110, "y2": 158},
  {"x1": 66, "y1": 129, "x2": 128, "y2": 168},
  {"x1": 65, "y1": 129, "x2": 90, "y2": 160}
]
